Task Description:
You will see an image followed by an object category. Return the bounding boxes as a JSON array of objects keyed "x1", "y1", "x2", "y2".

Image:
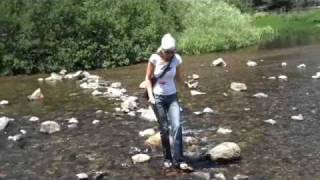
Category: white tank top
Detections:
[{"x1": 149, "y1": 53, "x2": 182, "y2": 95}]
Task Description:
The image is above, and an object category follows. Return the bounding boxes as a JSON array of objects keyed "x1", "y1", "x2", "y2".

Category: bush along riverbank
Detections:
[{"x1": 1, "y1": 0, "x2": 319, "y2": 76}]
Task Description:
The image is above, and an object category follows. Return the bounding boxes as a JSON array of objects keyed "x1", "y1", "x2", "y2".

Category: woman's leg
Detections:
[
  {"x1": 167, "y1": 96, "x2": 183, "y2": 165},
  {"x1": 152, "y1": 99, "x2": 172, "y2": 162}
]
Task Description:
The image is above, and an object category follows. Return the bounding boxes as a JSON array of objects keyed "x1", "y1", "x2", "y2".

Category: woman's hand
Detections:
[{"x1": 148, "y1": 96, "x2": 156, "y2": 104}]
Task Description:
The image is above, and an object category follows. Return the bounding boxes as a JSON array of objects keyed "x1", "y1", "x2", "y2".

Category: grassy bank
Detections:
[{"x1": 253, "y1": 9, "x2": 320, "y2": 42}]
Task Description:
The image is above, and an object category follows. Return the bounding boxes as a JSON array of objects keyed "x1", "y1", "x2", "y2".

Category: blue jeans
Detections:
[{"x1": 152, "y1": 93, "x2": 184, "y2": 164}]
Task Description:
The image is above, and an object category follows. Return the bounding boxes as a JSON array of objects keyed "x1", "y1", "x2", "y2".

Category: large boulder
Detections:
[
  {"x1": 40, "y1": 121, "x2": 61, "y2": 134},
  {"x1": 207, "y1": 142, "x2": 241, "y2": 161}
]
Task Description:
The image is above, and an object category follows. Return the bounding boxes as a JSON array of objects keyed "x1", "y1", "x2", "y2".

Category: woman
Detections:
[{"x1": 145, "y1": 34, "x2": 193, "y2": 172}]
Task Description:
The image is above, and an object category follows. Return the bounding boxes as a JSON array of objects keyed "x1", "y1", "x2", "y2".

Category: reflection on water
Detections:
[{"x1": 1, "y1": 43, "x2": 320, "y2": 179}]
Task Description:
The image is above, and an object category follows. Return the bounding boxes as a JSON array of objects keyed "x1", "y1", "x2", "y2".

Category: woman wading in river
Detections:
[{"x1": 144, "y1": 33, "x2": 193, "y2": 172}]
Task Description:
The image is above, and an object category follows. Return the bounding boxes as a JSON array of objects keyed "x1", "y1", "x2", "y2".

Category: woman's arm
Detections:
[
  {"x1": 175, "y1": 65, "x2": 183, "y2": 87},
  {"x1": 145, "y1": 62, "x2": 156, "y2": 104}
]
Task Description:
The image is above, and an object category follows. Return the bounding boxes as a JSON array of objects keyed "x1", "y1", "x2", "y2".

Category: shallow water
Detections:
[{"x1": 1, "y1": 43, "x2": 320, "y2": 179}]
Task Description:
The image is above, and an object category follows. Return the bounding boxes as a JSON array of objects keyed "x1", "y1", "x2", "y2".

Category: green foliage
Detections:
[
  {"x1": 177, "y1": 0, "x2": 274, "y2": 54},
  {"x1": 0, "y1": 0, "x2": 278, "y2": 75},
  {"x1": 224, "y1": 0, "x2": 254, "y2": 12},
  {"x1": 0, "y1": 0, "x2": 179, "y2": 75}
]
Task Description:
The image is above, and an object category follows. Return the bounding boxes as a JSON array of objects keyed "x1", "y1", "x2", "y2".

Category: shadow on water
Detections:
[{"x1": 1, "y1": 41, "x2": 320, "y2": 179}]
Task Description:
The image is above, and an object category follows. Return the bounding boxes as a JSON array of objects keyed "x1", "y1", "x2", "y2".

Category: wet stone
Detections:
[
  {"x1": 0, "y1": 100, "x2": 9, "y2": 105},
  {"x1": 291, "y1": 114, "x2": 304, "y2": 121},
  {"x1": 217, "y1": 127, "x2": 232, "y2": 135},
  {"x1": 29, "y1": 116, "x2": 39, "y2": 122},
  {"x1": 264, "y1": 119, "x2": 276, "y2": 125},
  {"x1": 92, "y1": 170, "x2": 109, "y2": 180},
  {"x1": 0, "y1": 116, "x2": 13, "y2": 131},
  {"x1": 207, "y1": 142, "x2": 241, "y2": 161},
  {"x1": 129, "y1": 146, "x2": 142, "y2": 155},
  {"x1": 27, "y1": 88, "x2": 44, "y2": 101},
  {"x1": 233, "y1": 174, "x2": 249, "y2": 180},
  {"x1": 230, "y1": 82, "x2": 247, "y2": 92},
  {"x1": 190, "y1": 90, "x2": 206, "y2": 96},
  {"x1": 212, "y1": 57, "x2": 227, "y2": 67},
  {"x1": 191, "y1": 171, "x2": 211, "y2": 180},
  {"x1": 139, "y1": 128, "x2": 156, "y2": 137},
  {"x1": 213, "y1": 173, "x2": 226, "y2": 180},
  {"x1": 246, "y1": 60, "x2": 257, "y2": 67},
  {"x1": 131, "y1": 153, "x2": 150, "y2": 164},
  {"x1": 76, "y1": 173, "x2": 88, "y2": 180},
  {"x1": 67, "y1": 124, "x2": 78, "y2": 129}
]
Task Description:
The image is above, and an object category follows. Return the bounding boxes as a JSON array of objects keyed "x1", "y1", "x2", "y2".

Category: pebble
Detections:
[
  {"x1": 76, "y1": 173, "x2": 88, "y2": 180},
  {"x1": 264, "y1": 119, "x2": 276, "y2": 125},
  {"x1": 92, "y1": 120, "x2": 100, "y2": 125},
  {"x1": 291, "y1": 114, "x2": 304, "y2": 121}
]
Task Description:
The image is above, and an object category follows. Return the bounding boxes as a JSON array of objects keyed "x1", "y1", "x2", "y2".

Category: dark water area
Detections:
[
  {"x1": 258, "y1": 26, "x2": 320, "y2": 50},
  {"x1": 1, "y1": 41, "x2": 320, "y2": 179}
]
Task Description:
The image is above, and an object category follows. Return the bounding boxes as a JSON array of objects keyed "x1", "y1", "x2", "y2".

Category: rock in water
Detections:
[
  {"x1": 214, "y1": 173, "x2": 226, "y2": 180},
  {"x1": 233, "y1": 174, "x2": 249, "y2": 180},
  {"x1": 217, "y1": 127, "x2": 232, "y2": 135},
  {"x1": 312, "y1": 72, "x2": 320, "y2": 79},
  {"x1": 76, "y1": 173, "x2": 88, "y2": 180},
  {"x1": 230, "y1": 82, "x2": 247, "y2": 91},
  {"x1": 203, "y1": 107, "x2": 215, "y2": 113},
  {"x1": 131, "y1": 153, "x2": 150, "y2": 164},
  {"x1": 246, "y1": 60, "x2": 257, "y2": 67},
  {"x1": 0, "y1": 100, "x2": 9, "y2": 105},
  {"x1": 28, "y1": 88, "x2": 44, "y2": 101},
  {"x1": 192, "y1": 74, "x2": 200, "y2": 79},
  {"x1": 207, "y1": 142, "x2": 241, "y2": 161},
  {"x1": 264, "y1": 119, "x2": 276, "y2": 125},
  {"x1": 139, "y1": 128, "x2": 156, "y2": 137},
  {"x1": 297, "y1": 64, "x2": 306, "y2": 69},
  {"x1": 212, "y1": 58, "x2": 227, "y2": 67},
  {"x1": 191, "y1": 171, "x2": 211, "y2": 180},
  {"x1": 291, "y1": 114, "x2": 304, "y2": 121},
  {"x1": 40, "y1": 121, "x2": 61, "y2": 134},
  {"x1": 0, "y1": 116, "x2": 13, "y2": 131},
  {"x1": 253, "y1": 93, "x2": 268, "y2": 98},
  {"x1": 145, "y1": 132, "x2": 161, "y2": 149},
  {"x1": 190, "y1": 90, "x2": 206, "y2": 96},
  {"x1": 139, "y1": 107, "x2": 157, "y2": 122},
  {"x1": 278, "y1": 75, "x2": 288, "y2": 80}
]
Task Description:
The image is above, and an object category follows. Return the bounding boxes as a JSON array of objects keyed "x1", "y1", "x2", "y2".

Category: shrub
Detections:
[{"x1": 177, "y1": 0, "x2": 274, "y2": 54}]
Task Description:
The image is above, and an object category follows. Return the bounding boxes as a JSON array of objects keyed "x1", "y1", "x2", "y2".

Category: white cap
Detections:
[{"x1": 160, "y1": 33, "x2": 176, "y2": 51}]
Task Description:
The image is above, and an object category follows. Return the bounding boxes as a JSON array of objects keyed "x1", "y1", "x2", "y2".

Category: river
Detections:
[{"x1": 1, "y1": 40, "x2": 320, "y2": 179}]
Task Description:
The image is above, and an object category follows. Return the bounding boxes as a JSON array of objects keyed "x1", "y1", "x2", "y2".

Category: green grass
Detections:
[
  {"x1": 254, "y1": 10, "x2": 320, "y2": 37},
  {"x1": 177, "y1": 0, "x2": 274, "y2": 54}
]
